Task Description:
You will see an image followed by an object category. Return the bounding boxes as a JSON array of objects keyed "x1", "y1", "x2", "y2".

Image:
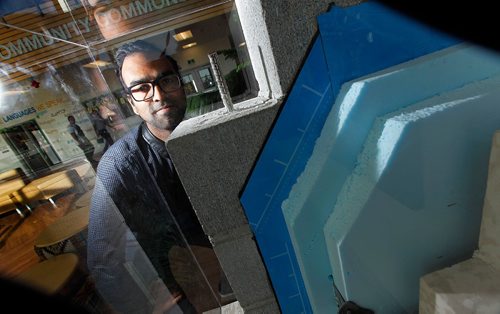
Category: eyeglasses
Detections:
[{"x1": 127, "y1": 74, "x2": 182, "y2": 102}]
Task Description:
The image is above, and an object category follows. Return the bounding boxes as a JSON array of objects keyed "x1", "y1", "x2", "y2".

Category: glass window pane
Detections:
[
  {"x1": 198, "y1": 68, "x2": 215, "y2": 89},
  {"x1": 0, "y1": 0, "x2": 248, "y2": 312},
  {"x1": 182, "y1": 73, "x2": 198, "y2": 95}
]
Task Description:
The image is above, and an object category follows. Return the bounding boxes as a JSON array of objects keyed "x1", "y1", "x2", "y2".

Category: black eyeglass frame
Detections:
[{"x1": 126, "y1": 74, "x2": 182, "y2": 102}]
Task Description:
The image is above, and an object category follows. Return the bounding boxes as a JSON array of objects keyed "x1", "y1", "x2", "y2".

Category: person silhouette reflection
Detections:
[
  {"x1": 90, "y1": 109, "x2": 114, "y2": 155},
  {"x1": 67, "y1": 115, "x2": 96, "y2": 167}
]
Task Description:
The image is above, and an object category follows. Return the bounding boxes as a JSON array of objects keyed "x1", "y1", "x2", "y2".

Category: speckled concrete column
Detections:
[
  {"x1": 167, "y1": 1, "x2": 364, "y2": 311},
  {"x1": 167, "y1": 98, "x2": 280, "y2": 312}
]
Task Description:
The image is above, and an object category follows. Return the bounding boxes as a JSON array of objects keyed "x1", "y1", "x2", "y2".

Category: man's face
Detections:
[
  {"x1": 68, "y1": 116, "x2": 75, "y2": 124},
  {"x1": 121, "y1": 52, "x2": 187, "y2": 133}
]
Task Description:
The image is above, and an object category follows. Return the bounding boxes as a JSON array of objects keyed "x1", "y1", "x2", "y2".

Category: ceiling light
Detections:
[
  {"x1": 83, "y1": 60, "x2": 113, "y2": 68},
  {"x1": 58, "y1": 0, "x2": 71, "y2": 13},
  {"x1": 182, "y1": 42, "x2": 197, "y2": 49},
  {"x1": 0, "y1": 90, "x2": 28, "y2": 96},
  {"x1": 174, "y1": 30, "x2": 193, "y2": 41}
]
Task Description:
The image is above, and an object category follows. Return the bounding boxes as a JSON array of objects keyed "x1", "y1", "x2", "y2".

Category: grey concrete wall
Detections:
[
  {"x1": 168, "y1": 0, "x2": 365, "y2": 312},
  {"x1": 167, "y1": 98, "x2": 281, "y2": 312}
]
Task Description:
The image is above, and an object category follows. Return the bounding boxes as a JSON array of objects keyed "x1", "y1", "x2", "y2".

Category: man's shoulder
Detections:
[{"x1": 93, "y1": 126, "x2": 143, "y2": 193}]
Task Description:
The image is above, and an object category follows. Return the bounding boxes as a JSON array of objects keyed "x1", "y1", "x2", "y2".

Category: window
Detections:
[
  {"x1": 199, "y1": 67, "x2": 215, "y2": 90},
  {"x1": 182, "y1": 73, "x2": 198, "y2": 95},
  {"x1": 0, "y1": 1, "x2": 250, "y2": 312}
]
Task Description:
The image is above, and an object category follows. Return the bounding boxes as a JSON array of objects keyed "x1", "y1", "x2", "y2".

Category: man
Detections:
[
  {"x1": 87, "y1": 40, "x2": 226, "y2": 313},
  {"x1": 90, "y1": 109, "x2": 114, "y2": 154},
  {"x1": 67, "y1": 115, "x2": 96, "y2": 167}
]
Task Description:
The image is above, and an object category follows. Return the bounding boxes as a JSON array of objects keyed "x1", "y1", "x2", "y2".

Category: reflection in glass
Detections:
[
  {"x1": 0, "y1": 0, "x2": 250, "y2": 312},
  {"x1": 182, "y1": 73, "x2": 198, "y2": 95},
  {"x1": 199, "y1": 68, "x2": 215, "y2": 90},
  {"x1": 0, "y1": 121, "x2": 60, "y2": 175}
]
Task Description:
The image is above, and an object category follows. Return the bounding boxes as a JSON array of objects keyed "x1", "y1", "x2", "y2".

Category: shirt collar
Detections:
[{"x1": 141, "y1": 123, "x2": 169, "y2": 159}]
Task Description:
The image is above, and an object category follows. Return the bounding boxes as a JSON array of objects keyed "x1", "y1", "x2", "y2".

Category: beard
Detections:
[{"x1": 147, "y1": 101, "x2": 186, "y2": 132}]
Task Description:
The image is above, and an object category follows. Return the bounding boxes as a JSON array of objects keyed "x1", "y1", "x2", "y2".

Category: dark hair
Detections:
[
  {"x1": 67, "y1": 115, "x2": 75, "y2": 121},
  {"x1": 114, "y1": 40, "x2": 180, "y2": 90}
]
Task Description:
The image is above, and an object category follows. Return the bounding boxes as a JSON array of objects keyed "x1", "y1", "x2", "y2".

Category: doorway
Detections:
[{"x1": 1, "y1": 120, "x2": 61, "y2": 175}]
